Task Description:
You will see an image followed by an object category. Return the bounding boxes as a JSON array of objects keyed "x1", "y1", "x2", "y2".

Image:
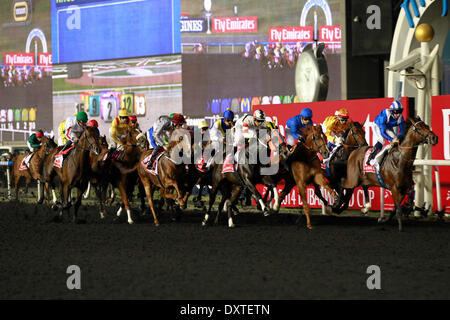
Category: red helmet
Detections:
[
  {"x1": 171, "y1": 113, "x2": 186, "y2": 125},
  {"x1": 35, "y1": 130, "x2": 44, "y2": 138},
  {"x1": 129, "y1": 115, "x2": 137, "y2": 122},
  {"x1": 88, "y1": 119, "x2": 99, "y2": 128}
]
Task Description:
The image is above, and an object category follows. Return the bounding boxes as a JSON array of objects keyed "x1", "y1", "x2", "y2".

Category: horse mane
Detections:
[{"x1": 399, "y1": 117, "x2": 421, "y2": 144}]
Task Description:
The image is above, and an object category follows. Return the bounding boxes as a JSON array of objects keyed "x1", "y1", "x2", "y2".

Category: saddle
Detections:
[
  {"x1": 103, "y1": 148, "x2": 124, "y2": 164},
  {"x1": 20, "y1": 153, "x2": 33, "y2": 171},
  {"x1": 142, "y1": 149, "x2": 165, "y2": 174}
]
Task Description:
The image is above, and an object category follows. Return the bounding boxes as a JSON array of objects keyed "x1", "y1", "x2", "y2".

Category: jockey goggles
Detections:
[{"x1": 391, "y1": 109, "x2": 403, "y2": 115}]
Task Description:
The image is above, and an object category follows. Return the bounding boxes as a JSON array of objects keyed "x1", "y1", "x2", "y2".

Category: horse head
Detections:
[
  {"x1": 80, "y1": 126, "x2": 102, "y2": 155},
  {"x1": 406, "y1": 117, "x2": 438, "y2": 146},
  {"x1": 342, "y1": 121, "x2": 367, "y2": 148},
  {"x1": 301, "y1": 125, "x2": 330, "y2": 159},
  {"x1": 43, "y1": 136, "x2": 58, "y2": 156}
]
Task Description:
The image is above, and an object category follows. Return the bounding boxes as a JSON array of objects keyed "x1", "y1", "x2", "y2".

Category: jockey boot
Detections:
[
  {"x1": 366, "y1": 142, "x2": 382, "y2": 165},
  {"x1": 147, "y1": 145, "x2": 163, "y2": 169}
]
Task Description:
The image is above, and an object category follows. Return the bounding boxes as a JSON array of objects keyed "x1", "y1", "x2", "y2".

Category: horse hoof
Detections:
[
  {"x1": 325, "y1": 206, "x2": 333, "y2": 215},
  {"x1": 307, "y1": 225, "x2": 313, "y2": 230},
  {"x1": 127, "y1": 220, "x2": 134, "y2": 225}
]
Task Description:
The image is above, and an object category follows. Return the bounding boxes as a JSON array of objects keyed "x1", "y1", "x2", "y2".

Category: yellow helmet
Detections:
[
  {"x1": 119, "y1": 108, "x2": 129, "y2": 117},
  {"x1": 336, "y1": 108, "x2": 349, "y2": 118},
  {"x1": 198, "y1": 120, "x2": 209, "y2": 129}
]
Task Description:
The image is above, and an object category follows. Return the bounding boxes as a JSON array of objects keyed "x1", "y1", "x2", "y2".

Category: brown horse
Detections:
[
  {"x1": 279, "y1": 125, "x2": 337, "y2": 229},
  {"x1": 340, "y1": 117, "x2": 438, "y2": 231},
  {"x1": 137, "y1": 128, "x2": 191, "y2": 226},
  {"x1": 43, "y1": 127, "x2": 102, "y2": 222},
  {"x1": 12, "y1": 136, "x2": 57, "y2": 201}
]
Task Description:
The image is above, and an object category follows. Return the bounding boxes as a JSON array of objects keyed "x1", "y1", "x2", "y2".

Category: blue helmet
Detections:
[
  {"x1": 389, "y1": 100, "x2": 403, "y2": 111},
  {"x1": 223, "y1": 109, "x2": 234, "y2": 120},
  {"x1": 300, "y1": 107, "x2": 313, "y2": 118}
]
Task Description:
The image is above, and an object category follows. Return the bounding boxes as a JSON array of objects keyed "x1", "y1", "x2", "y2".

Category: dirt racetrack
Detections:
[{"x1": 0, "y1": 200, "x2": 449, "y2": 300}]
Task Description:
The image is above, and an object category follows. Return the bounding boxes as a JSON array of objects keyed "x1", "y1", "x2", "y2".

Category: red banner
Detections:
[
  {"x1": 212, "y1": 17, "x2": 257, "y2": 33},
  {"x1": 269, "y1": 26, "x2": 314, "y2": 42},
  {"x1": 431, "y1": 95, "x2": 450, "y2": 214},
  {"x1": 256, "y1": 97, "x2": 411, "y2": 211},
  {"x1": 4, "y1": 52, "x2": 34, "y2": 65},
  {"x1": 319, "y1": 25, "x2": 342, "y2": 42}
]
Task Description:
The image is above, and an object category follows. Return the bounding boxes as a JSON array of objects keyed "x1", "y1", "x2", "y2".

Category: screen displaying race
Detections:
[
  {"x1": 52, "y1": 55, "x2": 182, "y2": 145},
  {"x1": 0, "y1": 0, "x2": 53, "y2": 142},
  {"x1": 181, "y1": 0, "x2": 343, "y2": 118},
  {"x1": 51, "y1": 0, "x2": 182, "y2": 64}
]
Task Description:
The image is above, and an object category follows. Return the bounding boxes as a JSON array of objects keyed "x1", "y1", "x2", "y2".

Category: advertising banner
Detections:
[
  {"x1": 51, "y1": 0, "x2": 181, "y2": 64},
  {"x1": 212, "y1": 17, "x2": 258, "y2": 33},
  {"x1": 257, "y1": 97, "x2": 411, "y2": 211},
  {"x1": 269, "y1": 26, "x2": 314, "y2": 42},
  {"x1": 431, "y1": 95, "x2": 450, "y2": 214}
]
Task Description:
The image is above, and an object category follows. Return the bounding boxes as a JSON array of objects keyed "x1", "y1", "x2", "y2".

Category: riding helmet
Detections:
[
  {"x1": 76, "y1": 111, "x2": 88, "y2": 123},
  {"x1": 336, "y1": 108, "x2": 349, "y2": 119},
  {"x1": 171, "y1": 113, "x2": 186, "y2": 125},
  {"x1": 253, "y1": 109, "x2": 266, "y2": 121},
  {"x1": 35, "y1": 130, "x2": 44, "y2": 138},
  {"x1": 119, "y1": 108, "x2": 129, "y2": 117},
  {"x1": 389, "y1": 100, "x2": 403, "y2": 111},
  {"x1": 88, "y1": 119, "x2": 99, "y2": 128},
  {"x1": 223, "y1": 109, "x2": 234, "y2": 120},
  {"x1": 198, "y1": 120, "x2": 209, "y2": 129}
]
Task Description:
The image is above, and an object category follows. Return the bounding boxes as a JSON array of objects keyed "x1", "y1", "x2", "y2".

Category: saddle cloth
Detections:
[
  {"x1": 53, "y1": 145, "x2": 75, "y2": 168},
  {"x1": 363, "y1": 145, "x2": 390, "y2": 174},
  {"x1": 222, "y1": 154, "x2": 236, "y2": 174}
]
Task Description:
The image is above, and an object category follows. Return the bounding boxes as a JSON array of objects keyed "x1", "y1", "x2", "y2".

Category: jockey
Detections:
[
  {"x1": 62, "y1": 111, "x2": 88, "y2": 151},
  {"x1": 210, "y1": 109, "x2": 235, "y2": 149},
  {"x1": 322, "y1": 108, "x2": 351, "y2": 150},
  {"x1": 234, "y1": 109, "x2": 267, "y2": 148},
  {"x1": 366, "y1": 100, "x2": 405, "y2": 165},
  {"x1": 109, "y1": 108, "x2": 131, "y2": 149},
  {"x1": 87, "y1": 119, "x2": 100, "y2": 136},
  {"x1": 285, "y1": 107, "x2": 314, "y2": 146},
  {"x1": 146, "y1": 113, "x2": 186, "y2": 169},
  {"x1": 27, "y1": 130, "x2": 44, "y2": 153}
]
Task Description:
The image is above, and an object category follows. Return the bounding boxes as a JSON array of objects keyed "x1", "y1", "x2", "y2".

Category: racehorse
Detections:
[
  {"x1": 339, "y1": 117, "x2": 438, "y2": 231},
  {"x1": 101, "y1": 128, "x2": 148, "y2": 224},
  {"x1": 137, "y1": 128, "x2": 192, "y2": 226},
  {"x1": 44, "y1": 127, "x2": 102, "y2": 222},
  {"x1": 315, "y1": 121, "x2": 368, "y2": 214},
  {"x1": 12, "y1": 136, "x2": 57, "y2": 201},
  {"x1": 279, "y1": 125, "x2": 337, "y2": 229},
  {"x1": 202, "y1": 128, "x2": 289, "y2": 228}
]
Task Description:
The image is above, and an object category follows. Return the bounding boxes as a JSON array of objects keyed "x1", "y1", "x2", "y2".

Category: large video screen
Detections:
[
  {"x1": 51, "y1": 0, "x2": 181, "y2": 64},
  {"x1": 52, "y1": 55, "x2": 182, "y2": 144},
  {"x1": 0, "y1": 0, "x2": 53, "y2": 142},
  {"x1": 181, "y1": 0, "x2": 343, "y2": 118}
]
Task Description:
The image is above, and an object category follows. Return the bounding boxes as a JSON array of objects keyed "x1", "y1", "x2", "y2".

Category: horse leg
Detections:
[
  {"x1": 94, "y1": 184, "x2": 107, "y2": 219},
  {"x1": 202, "y1": 184, "x2": 218, "y2": 226},
  {"x1": 241, "y1": 176, "x2": 267, "y2": 215},
  {"x1": 392, "y1": 189, "x2": 406, "y2": 232},
  {"x1": 118, "y1": 181, "x2": 133, "y2": 224},
  {"x1": 313, "y1": 183, "x2": 332, "y2": 215},
  {"x1": 138, "y1": 183, "x2": 147, "y2": 215},
  {"x1": 14, "y1": 175, "x2": 20, "y2": 201},
  {"x1": 275, "y1": 176, "x2": 296, "y2": 211},
  {"x1": 142, "y1": 180, "x2": 159, "y2": 226},
  {"x1": 361, "y1": 186, "x2": 371, "y2": 215},
  {"x1": 226, "y1": 185, "x2": 243, "y2": 227},
  {"x1": 72, "y1": 187, "x2": 85, "y2": 223}
]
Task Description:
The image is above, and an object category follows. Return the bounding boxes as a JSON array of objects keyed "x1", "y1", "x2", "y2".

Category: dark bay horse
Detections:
[
  {"x1": 202, "y1": 128, "x2": 290, "y2": 228},
  {"x1": 44, "y1": 127, "x2": 102, "y2": 222},
  {"x1": 340, "y1": 117, "x2": 438, "y2": 231},
  {"x1": 315, "y1": 121, "x2": 368, "y2": 214},
  {"x1": 12, "y1": 136, "x2": 57, "y2": 201},
  {"x1": 137, "y1": 128, "x2": 192, "y2": 226}
]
